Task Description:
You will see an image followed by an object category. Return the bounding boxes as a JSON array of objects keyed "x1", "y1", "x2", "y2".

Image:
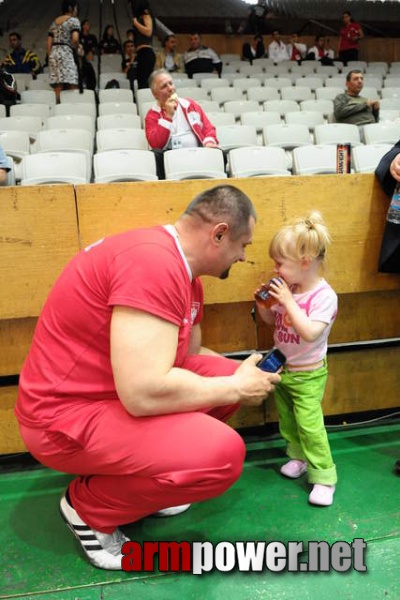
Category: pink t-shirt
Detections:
[
  {"x1": 16, "y1": 226, "x2": 203, "y2": 429},
  {"x1": 272, "y1": 278, "x2": 338, "y2": 366}
]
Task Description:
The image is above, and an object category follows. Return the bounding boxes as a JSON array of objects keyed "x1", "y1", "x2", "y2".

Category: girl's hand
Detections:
[{"x1": 268, "y1": 277, "x2": 292, "y2": 306}]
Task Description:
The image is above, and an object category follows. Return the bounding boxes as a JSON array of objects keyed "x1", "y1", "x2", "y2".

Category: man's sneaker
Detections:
[
  {"x1": 309, "y1": 484, "x2": 335, "y2": 507},
  {"x1": 152, "y1": 504, "x2": 191, "y2": 517},
  {"x1": 59, "y1": 490, "x2": 129, "y2": 570},
  {"x1": 280, "y1": 459, "x2": 307, "y2": 479}
]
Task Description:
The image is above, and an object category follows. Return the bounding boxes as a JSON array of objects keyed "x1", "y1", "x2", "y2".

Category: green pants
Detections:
[{"x1": 274, "y1": 361, "x2": 337, "y2": 485}]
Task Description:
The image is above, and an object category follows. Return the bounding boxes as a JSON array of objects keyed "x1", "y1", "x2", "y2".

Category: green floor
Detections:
[{"x1": 1, "y1": 422, "x2": 400, "y2": 600}]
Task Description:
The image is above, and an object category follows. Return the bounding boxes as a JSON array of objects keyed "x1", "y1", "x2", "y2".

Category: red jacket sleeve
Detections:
[{"x1": 145, "y1": 107, "x2": 173, "y2": 150}]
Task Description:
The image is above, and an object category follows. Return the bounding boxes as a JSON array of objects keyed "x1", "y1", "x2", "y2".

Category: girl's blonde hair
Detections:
[{"x1": 269, "y1": 211, "x2": 331, "y2": 263}]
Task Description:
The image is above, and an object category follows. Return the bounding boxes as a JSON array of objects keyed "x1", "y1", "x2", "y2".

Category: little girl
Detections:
[{"x1": 255, "y1": 211, "x2": 338, "y2": 506}]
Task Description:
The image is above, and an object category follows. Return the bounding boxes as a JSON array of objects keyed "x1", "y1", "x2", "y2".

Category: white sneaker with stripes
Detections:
[{"x1": 59, "y1": 490, "x2": 129, "y2": 570}]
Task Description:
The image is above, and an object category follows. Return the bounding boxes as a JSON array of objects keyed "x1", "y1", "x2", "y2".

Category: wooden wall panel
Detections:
[
  {"x1": 0, "y1": 185, "x2": 79, "y2": 320},
  {"x1": 0, "y1": 318, "x2": 37, "y2": 377},
  {"x1": 0, "y1": 387, "x2": 26, "y2": 454}
]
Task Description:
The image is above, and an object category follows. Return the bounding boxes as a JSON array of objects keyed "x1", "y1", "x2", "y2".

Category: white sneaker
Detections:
[
  {"x1": 152, "y1": 504, "x2": 191, "y2": 517},
  {"x1": 60, "y1": 490, "x2": 129, "y2": 570},
  {"x1": 280, "y1": 459, "x2": 307, "y2": 479},
  {"x1": 309, "y1": 484, "x2": 335, "y2": 507}
]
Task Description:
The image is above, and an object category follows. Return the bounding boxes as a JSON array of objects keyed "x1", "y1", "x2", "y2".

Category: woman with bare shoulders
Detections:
[{"x1": 47, "y1": 0, "x2": 81, "y2": 102}]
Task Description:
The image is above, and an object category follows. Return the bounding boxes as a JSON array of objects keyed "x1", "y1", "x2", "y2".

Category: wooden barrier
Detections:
[{"x1": 1, "y1": 174, "x2": 400, "y2": 453}]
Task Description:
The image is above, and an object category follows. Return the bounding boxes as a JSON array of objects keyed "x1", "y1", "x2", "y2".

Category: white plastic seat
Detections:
[
  {"x1": 345, "y1": 61, "x2": 367, "y2": 72},
  {"x1": 314, "y1": 65, "x2": 339, "y2": 76},
  {"x1": 20, "y1": 89, "x2": 56, "y2": 105},
  {"x1": 20, "y1": 151, "x2": 89, "y2": 185},
  {"x1": 96, "y1": 128, "x2": 148, "y2": 152},
  {"x1": 0, "y1": 130, "x2": 30, "y2": 181},
  {"x1": 325, "y1": 76, "x2": 346, "y2": 88},
  {"x1": 196, "y1": 100, "x2": 221, "y2": 113},
  {"x1": 284, "y1": 110, "x2": 325, "y2": 131},
  {"x1": 314, "y1": 123, "x2": 362, "y2": 146},
  {"x1": 99, "y1": 88, "x2": 134, "y2": 103},
  {"x1": 139, "y1": 101, "x2": 155, "y2": 125},
  {"x1": 361, "y1": 87, "x2": 380, "y2": 101},
  {"x1": 100, "y1": 55, "x2": 124, "y2": 71},
  {"x1": 264, "y1": 77, "x2": 292, "y2": 90},
  {"x1": 363, "y1": 76, "x2": 383, "y2": 90},
  {"x1": 200, "y1": 78, "x2": 230, "y2": 92},
  {"x1": 10, "y1": 103, "x2": 52, "y2": 123},
  {"x1": 5, "y1": 156, "x2": 16, "y2": 186},
  {"x1": 363, "y1": 123, "x2": 400, "y2": 145},
  {"x1": 238, "y1": 64, "x2": 264, "y2": 77},
  {"x1": 263, "y1": 123, "x2": 312, "y2": 149},
  {"x1": 13, "y1": 73, "x2": 33, "y2": 92},
  {"x1": 172, "y1": 77, "x2": 196, "y2": 89},
  {"x1": 380, "y1": 98, "x2": 400, "y2": 111},
  {"x1": 351, "y1": 144, "x2": 392, "y2": 173},
  {"x1": 294, "y1": 76, "x2": 324, "y2": 91},
  {"x1": 98, "y1": 102, "x2": 138, "y2": 116},
  {"x1": 135, "y1": 88, "x2": 154, "y2": 105},
  {"x1": 240, "y1": 111, "x2": 281, "y2": 130},
  {"x1": 381, "y1": 88, "x2": 400, "y2": 99},
  {"x1": 60, "y1": 89, "x2": 96, "y2": 104},
  {"x1": 281, "y1": 86, "x2": 314, "y2": 102},
  {"x1": 300, "y1": 99, "x2": 334, "y2": 118},
  {"x1": 367, "y1": 62, "x2": 388, "y2": 74},
  {"x1": 164, "y1": 147, "x2": 226, "y2": 180},
  {"x1": 27, "y1": 79, "x2": 51, "y2": 91},
  {"x1": 246, "y1": 87, "x2": 280, "y2": 103},
  {"x1": 192, "y1": 72, "x2": 219, "y2": 83},
  {"x1": 315, "y1": 87, "x2": 345, "y2": 101},
  {"x1": 216, "y1": 125, "x2": 258, "y2": 151},
  {"x1": 45, "y1": 114, "x2": 95, "y2": 137},
  {"x1": 290, "y1": 63, "x2": 316, "y2": 75},
  {"x1": 35, "y1": 128, "x2": 93, "y2": 181},
  {"x1": 229, "y1": 146, "x2": 291, "y2": 177},
  {"x1": 223, "y1": 100, "x2": 260, "y2": 120},
  {"x1": 263, "y1": 65, "x2": 290, "y2": 77},
  {"x1": 176, "y1": 87, "x2": 209, "y2": 102},
  {"x1": 206, "y1": 112, "x2": 236, "y2": 126},
  {"x1": 210, "y1": 87, "x2": 243, "y2": 105},
  {"x1": 220, "y1": 53, "x2": 241, "y2": 64},
  {"x1": 379, "y1": 110, "x2": 400, "y2": 122},
  {"x1": 97, "y1": 114, "x2": 141, "y2": 131},
  {"x1": 292, "y1": 145, "x2": 337, "y2": 175},
  {"x1": 54, "y1": 102, "x2": 97, "y2": 119},
  {"x1": 232, "y1": 77, "x2": 263, "y2": 93},
  {"x1": 0, "y1": 105, "x2": 5, "y2": 118},
  {"x1": 383, "y1": 77, "x2": 400, "y2": 88},
  {"x1": 263, "y1": 100, "x2": 300, "y2": 116},
  {"x1": 93, "y1": 149, "x2": 158, "y2": 182},
  {"x1": 0, "y1": 116, "x2": 43, "y2": 140}
]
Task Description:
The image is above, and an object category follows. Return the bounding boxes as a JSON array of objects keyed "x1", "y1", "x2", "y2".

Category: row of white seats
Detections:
[{"x1": 14, "y1": 142, "x2": 392, "y2": 186}]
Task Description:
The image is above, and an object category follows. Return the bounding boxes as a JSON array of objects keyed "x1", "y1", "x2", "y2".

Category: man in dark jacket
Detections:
[{"x1": 3, "y1": 32, "x2": 41, "y2": 77}]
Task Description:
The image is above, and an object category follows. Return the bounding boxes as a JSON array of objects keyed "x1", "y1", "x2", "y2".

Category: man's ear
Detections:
[{"x1": 213, "y1": 223, "x2": 229, "y2": 243}]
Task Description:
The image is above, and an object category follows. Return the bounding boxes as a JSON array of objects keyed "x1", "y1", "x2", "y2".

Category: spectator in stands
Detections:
[
  {"x1": 130, "y1": 0, "x2": 156, "y2": 89},
  {"x1": 241, "y1": 34, "x2": 265, "y2": 65},
  {"x1": 286, "y1": 33, "x2": 307, "y2": 64},
  {"x1": 145, "y1": 69, "x2": 219, "y2": 177},
  {"x1": 80, "y1": 20, "x2": 98, "y2": 59},
  {"x1": 183, "y1": 32, "x2": 222, "y2": 79},
  {"x1": 241, "y1": 0, "x2": 271, "y2": 35},
  {"x1": 337, "y1": 11, "x2": 363, "y2": 66},
  {"x1": 47, "y1": 0, "x2": 81, "y2": 103},
  {"x1": 3, "y1": 32, "x2": 41, "y2": 78},
  {"x1": 375, "y1": 143, "x2": 400, "y2": 278},
  {"x1": 99, "y1": 25, "x2": 121, "y2": 55},
  {"x1": 334, "y1": 70, "x2": 379, "y2": 126},
  {"x1": 155, "y1": 34, "x2": 184, "y2": 74},
  {"x1": 0, "y1": 65, "x2": 18, "y2": 115},
  {"x1": 122, "y1": 40, "x2": 136, "y2": 90},
  {"x1": 268, "y1": 30, "x2": 289, "y2": 64},
  {"x1": 15, "y1": 182, "x2": 279, "y2": 571},
  {"x1": 0, "y1": 143, "x2": 11, "y2": 184},
  {"x1": 305, "y1": 35, "x2": 335, "y2": 65}
]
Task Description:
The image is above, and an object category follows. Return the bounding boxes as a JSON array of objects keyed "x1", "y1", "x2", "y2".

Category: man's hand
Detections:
[
  {"x1": 204, "y1": 141, "x2": 219, "y2": 148},
  {"x1": 390, "y1": 154, "x2": 400, "y2": 183},
  {"x1": 232, "y1": 353, "x2": 280, "y2": 406},
  {"x1": 164, "y1": 93, "x2": 178, "y2": 118}
]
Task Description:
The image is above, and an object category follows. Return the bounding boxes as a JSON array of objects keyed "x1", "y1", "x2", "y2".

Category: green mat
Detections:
[{"x1": 1, "y1": 423, "x2": 399, "y2": 599}]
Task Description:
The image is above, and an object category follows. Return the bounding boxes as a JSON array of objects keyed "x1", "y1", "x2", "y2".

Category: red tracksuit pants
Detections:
[{"x1": 19, "y1": 354, "x2": 245, "y2": 533}]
